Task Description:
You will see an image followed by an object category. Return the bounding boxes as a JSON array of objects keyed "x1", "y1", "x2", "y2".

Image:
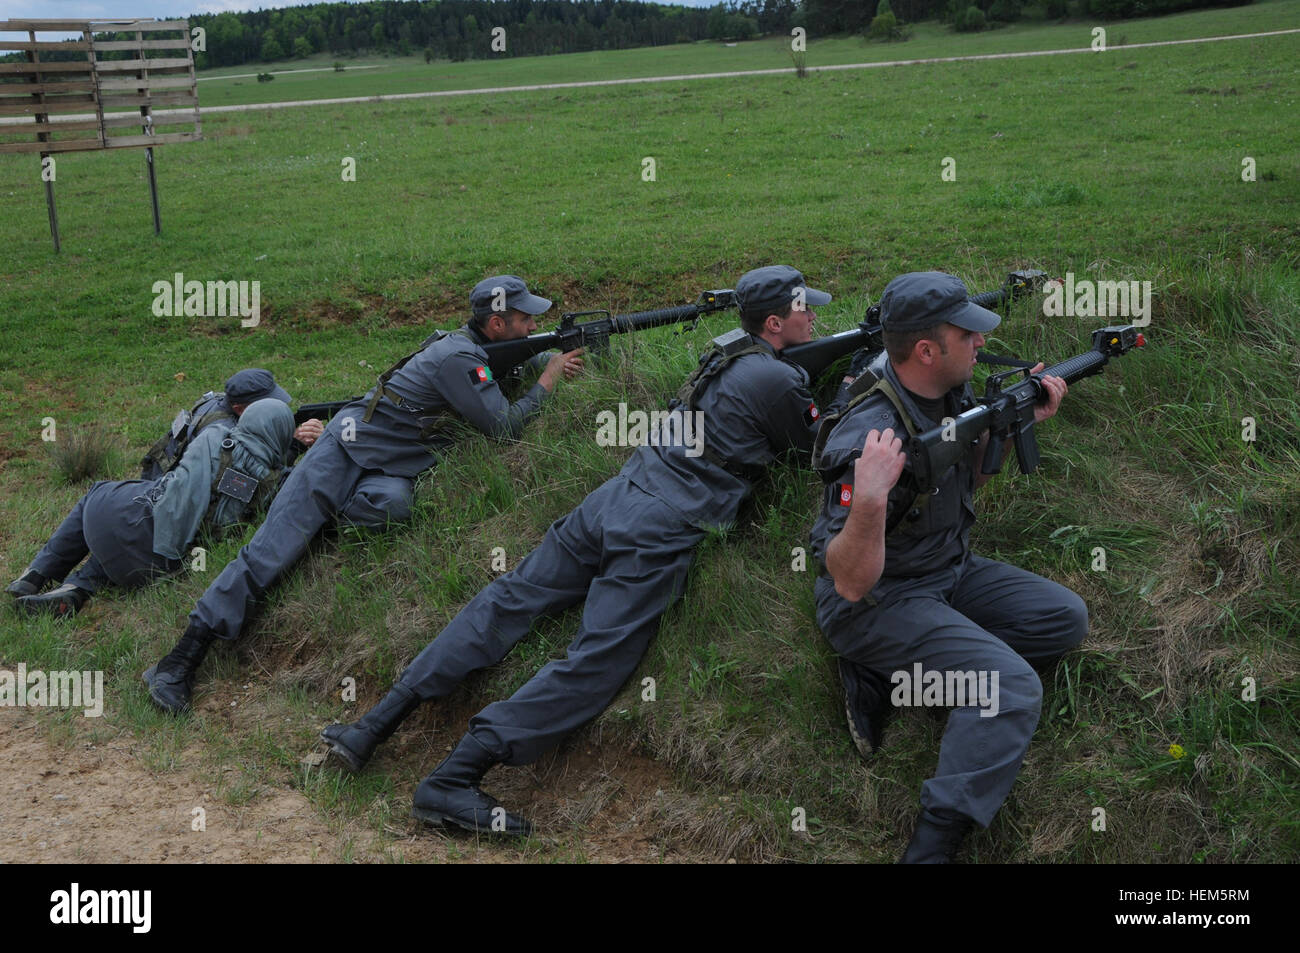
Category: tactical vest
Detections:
[
  {"x1": 812, "y1": 367, "x2": 936, "y2": 536},
  {"x1": 142, "y1": 392, "x2": 236, "y2": 477},
  {"x1": 205, "y1": 438, "x2": 282, "y2": 530},
  {"x1": 360, "y1": 327, "x2": 473, "y2": 440},
  {"x1": 672, "y1": 328, "x2": 775, "y2": 482}
]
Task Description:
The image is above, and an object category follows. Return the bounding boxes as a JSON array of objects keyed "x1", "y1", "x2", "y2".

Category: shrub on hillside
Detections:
[
  {"x1": 48, "y1": 427, "x2": 120, "y2": 484},
  {"x1": 956, "y1": 5, "x2": 988, "y2": 30},
  {"x1": 990, "y1": 0, "x2": 1024, "y2": 21}
]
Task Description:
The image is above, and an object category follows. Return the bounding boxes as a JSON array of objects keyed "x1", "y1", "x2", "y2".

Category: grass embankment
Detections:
[{"x1": 0, "y1": 3, "x2": 1296, "y2": 862}]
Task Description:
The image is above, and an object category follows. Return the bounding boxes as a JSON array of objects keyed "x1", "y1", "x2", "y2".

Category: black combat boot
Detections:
[
  {"x1": 16, "y1": 583, "x2": 89, "y2": 618},
  {"x1": 6, "y1": 567, "x2": 48, "y2": 598},
  {"x1": 142, "y1": 623, "x2": 217, "y2": 715},
  {"x1": 840, "y1": 657, "x2": 893, "y2": 759},
  {"x1": 900, "y1": 808, "x2": 975, "y2": 864},
  {"x1": 411, "y1": 734, "x2": 532, "y2": 837},
  {"x1": 320, "y1": 683, "x2": 420, "y2": 772}
]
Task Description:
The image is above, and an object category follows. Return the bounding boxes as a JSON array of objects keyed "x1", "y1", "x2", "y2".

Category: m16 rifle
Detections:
[
  {"x1": 908, "y1": 324, "x2": 1146, "y2": 491},
  {"x1": 782, "y1": 269, "x2": 1048, "y2": 381},
  {"x1": 292, "y1": 290, "x2": 738, "y2": 426}
]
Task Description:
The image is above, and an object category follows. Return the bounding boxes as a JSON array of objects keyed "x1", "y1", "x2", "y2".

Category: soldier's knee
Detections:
[
  {"x1": 340, "y1": 481, "x2": 413, "y2": 529},
  {"x1": 1060, "y1": 591, "x2": 1089, "y2": 649},
  {"x1": 996, "y1": 659, "x2": 1043, "y2": 716}
]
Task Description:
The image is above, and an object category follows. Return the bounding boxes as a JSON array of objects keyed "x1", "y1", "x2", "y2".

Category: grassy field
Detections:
[
  {"x1": 0, "y1": 2, "x2": 1297, "y2": 862},
  {"x1": 178, "y1": 1, "x2": 1300, "y2": 109}
]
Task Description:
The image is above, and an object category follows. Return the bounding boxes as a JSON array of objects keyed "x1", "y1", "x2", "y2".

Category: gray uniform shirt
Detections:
[
  {"x1": 620, "y1": 336, "x2": 821, "y2": 530},
  {"x1": 328, "y1": 325, "x2": 549, "y2": 479},
  {"x1": 810, "y1": 357, "x2": 978, "y2": 598}
]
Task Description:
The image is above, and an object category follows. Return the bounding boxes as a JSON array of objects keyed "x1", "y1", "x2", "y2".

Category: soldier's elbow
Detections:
[{"x1": 834, "y1": 576, "x2": 866, "y2": 603}]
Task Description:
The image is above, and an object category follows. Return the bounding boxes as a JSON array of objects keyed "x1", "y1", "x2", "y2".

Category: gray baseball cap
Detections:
[
  {"x1": 225, "y1": 368, "x2": 291, "y2": 406},
  {"x1": 879, "y1": 272, "x2": 1001, "y2": 334},
  {"x1": 736, "y1": 265, "x2": 831, "y2": 315},
  {"x1": 470, "y1": 275, "x2": 552, "y2": 319}
]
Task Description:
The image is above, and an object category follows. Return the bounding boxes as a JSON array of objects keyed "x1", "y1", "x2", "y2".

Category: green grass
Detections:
[{"x1": 1, "y1": 2, "x2": 1297, "y2": 863}]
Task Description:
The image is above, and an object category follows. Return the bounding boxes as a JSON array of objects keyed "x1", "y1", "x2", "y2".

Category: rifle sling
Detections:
[
  {"x1": 675, "y1": 334, "x2": 771, "y2": 482},
  {"x1": 813, "y1": 374, "x2": 929, "y2": 537},
  {"x1": 361, "y1": 328, "x2": 472, "y2": 439}
]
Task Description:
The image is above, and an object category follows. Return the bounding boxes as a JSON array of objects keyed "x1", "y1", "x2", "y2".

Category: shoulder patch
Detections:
[
  {"x1": 804, "y1": 402, "x2": 820, "y2": 425},
  {"x1": 838, "y1": 483, "x2": 853, "y2": 507},
  {"x1": 469, "y1": 365, "x2": 493, "y2": 385}
]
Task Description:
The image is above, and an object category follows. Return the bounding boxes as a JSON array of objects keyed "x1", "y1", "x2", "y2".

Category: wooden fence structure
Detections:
[{"x1": 0, "y1": 18, "x2": 202, "y2": 250}]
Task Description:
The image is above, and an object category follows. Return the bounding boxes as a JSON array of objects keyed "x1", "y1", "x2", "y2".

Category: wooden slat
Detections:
[
  {"x1": 92, "y1": 39, "x2": 192, "y2": 51},
  {"x1": 94, "y1": 58, "x2": 192, "y2": 72},
  {"x1": 0, "y1": 97, "x2": 96, "y2": 116},
  {"x1": 0, "y1": 20, "x2": 92, "y2": 29},
  {"x1": 0, "y1": 117, "x2": 103, "y2": 133},
  {"x1": 103, "y1": 131, "x2": 200, "y2": 148},
  {"x1": 0, "y1": 40, "x2": 91, "y2": 51},
  {"x1": 0, "y1": 138, "x2": 104, "y2": 154},
  {"x1": 102, "y1": 109, "x2": 198, "y2": 129},
  {"x1": 100, "y1": 90, "x2": 197, "y2": 108},
  {"x1": 0, "y1": 62, "x2": 93, "y2": 74},
  {"x1": 1, "y1": 18, "x2": 186, "y2": 31},
  {"x1": 96, "y1": 75, "x2": 194, "y2": 91},
  {"x1": 0, "y1": 81, "x2": 96, "y2": 95},
  {"x1": 94, "y1": 20, "x2": 189, "y2": 33}
]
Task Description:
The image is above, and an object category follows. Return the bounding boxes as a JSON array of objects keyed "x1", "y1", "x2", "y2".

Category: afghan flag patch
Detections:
[
  {"x1": 805, "y1": 402, "x2": 820, "y2": 424},
  {"x1": 838, "y1": 483, "x2": 853, "y2": 507},
  {"x1": 469, "y1": 365, "x2": 493, "y2": 385}
]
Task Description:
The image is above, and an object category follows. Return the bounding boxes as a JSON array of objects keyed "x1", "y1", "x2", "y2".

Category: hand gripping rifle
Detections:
[
  {"x1": 908, "y1": 324, "x2": 1146, "y2": 492},
  {"x1": 781, "y1": 269, "x2": 1049, "y2": 381},
  {"x1": 292, "y1": 290, "x2": 738, "y2": 425}
]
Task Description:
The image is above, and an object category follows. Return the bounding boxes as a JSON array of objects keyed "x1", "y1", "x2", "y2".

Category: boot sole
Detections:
[
  {"x1": 411, "y1": 805, "x2": 531, "y2": 837},
  {"x1": 318, "y1": 732, "x2": 366, "y2": 773},
  {"x1": 845, "y1": 699, "x2": 876, "y2": 760},
  {"x1": 16, "y1": 597, "x2": 81, "y2": 618},
  {"x1": 141, "y1": 666, "x2": 191, "y2": 715}
]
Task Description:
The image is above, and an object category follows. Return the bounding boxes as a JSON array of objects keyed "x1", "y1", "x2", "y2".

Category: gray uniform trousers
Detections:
[
  {"x1": 30, "y1": 480, "x2": 179, "y2": 591},
  {"x1": 189, "y1": 431, "x2": 413, "y2": 638},
  {"x1": 819, "y1": 553, "x2": 1087, "y2": 828},
  {"x1": 394, "y1": 475, "x2": 706, "y2": 766}
]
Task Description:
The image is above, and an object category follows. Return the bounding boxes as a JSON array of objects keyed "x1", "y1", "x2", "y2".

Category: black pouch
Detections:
[{"x1": 216, "y1": 467, "x2": 257, "y2": 504}]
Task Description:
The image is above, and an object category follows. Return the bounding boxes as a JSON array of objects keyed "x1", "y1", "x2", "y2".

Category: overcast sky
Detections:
[{"x1": 1, "y1": 0, "x2": 721, "y2": 36}]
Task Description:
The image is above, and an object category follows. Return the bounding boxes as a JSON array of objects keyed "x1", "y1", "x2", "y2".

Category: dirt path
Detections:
[
  {"x1": 0, "y1": 703, "x2": 693, "y2": 864},
  {"x1": 3, "y1": 28, "x2": 1295, "y2": 127}
]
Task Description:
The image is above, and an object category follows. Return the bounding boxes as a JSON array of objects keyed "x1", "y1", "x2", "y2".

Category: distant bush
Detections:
[
  {"x1": 257, "y1": 72, "x2": 274, "y2": 83},
  {"x1": 333, "y1": 61, "x2": 345, "y2": 72},
  {"x1": 869, "y1": 11, "x2": 899, "y2": 39},
  {"x1": 990, "y1": 0, "x2": 1024, "y2": 21},
  {"x1": 956, "y1": 5, "x2": 987, "y2": 30}
]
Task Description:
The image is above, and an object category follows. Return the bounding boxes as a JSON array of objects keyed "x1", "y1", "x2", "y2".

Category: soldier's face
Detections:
[
  {"x1": 778, "y1": 304, "x2": 817, "y2": 347},
  {"x1": 939, "y1": 324, "x2": 985, "y2": 387},
  {"x1": 498, "y1": 309, "x2": 537, "y2": 340}
]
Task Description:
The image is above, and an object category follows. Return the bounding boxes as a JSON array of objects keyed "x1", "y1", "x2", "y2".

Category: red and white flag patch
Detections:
[{"x1": 838, "y1": 484, "x2": 853, "y2": 507}]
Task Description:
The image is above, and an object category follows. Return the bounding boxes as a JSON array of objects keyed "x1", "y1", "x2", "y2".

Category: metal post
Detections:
[
  {"x1": 42, "y1": 152, "x2": 60, "y2": 252},
  {"x1": 145, "y1": 145, "x2": 161, "y2": 234}
]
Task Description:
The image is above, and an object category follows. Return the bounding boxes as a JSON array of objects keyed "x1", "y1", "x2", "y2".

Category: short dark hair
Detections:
[
  {"x1": 883, "y1": 323, "x2": 948, "y2": 364},
  {"x1": 469, "y1": 308, "x2": 523, "y2": 333},
  {"x1": 739, "y1": 301, "x2": 793, "y2": 336}
]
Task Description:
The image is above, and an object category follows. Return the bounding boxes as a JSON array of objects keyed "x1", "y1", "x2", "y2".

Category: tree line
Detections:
[{"x1": 1, "y1": 0, "x2": 1256, "y2": 68}]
